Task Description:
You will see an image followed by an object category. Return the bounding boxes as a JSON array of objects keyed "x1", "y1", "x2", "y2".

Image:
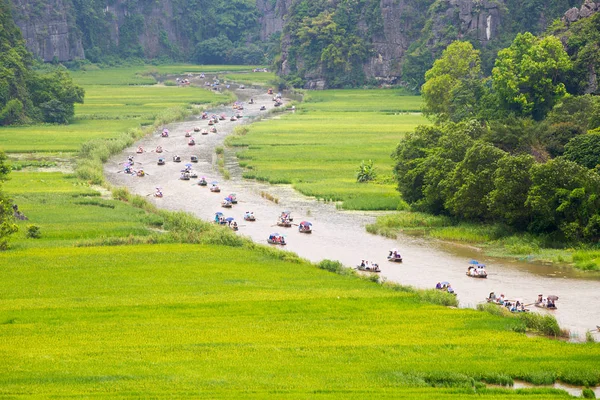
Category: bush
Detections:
[
  {"x1": 26, "y1": 225, "x2": 41, "y2": 239},
  {"x1": 356, "y1": 159, "x2": 377, "y2": 183},
  {"x1": 583, "y1": 388, "x2": 596, "y2": 398}
]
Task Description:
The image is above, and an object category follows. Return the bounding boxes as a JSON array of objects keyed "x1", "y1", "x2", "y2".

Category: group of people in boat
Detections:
[
  {"x1": 435, "y1": 282, "x2": 455, "y2": 294},
  {"x1": 487, "y1": 292, "x2": 529, "y2": 312},
  {"x1": 467, "y1": 264, "x2": 487, "y2": 278},
  {"x1": 358, "y1": 260, "x2": 380, "y2": 272},
  {"x1": 535, "y1": 294, "x2": 558, "y2": 309}
]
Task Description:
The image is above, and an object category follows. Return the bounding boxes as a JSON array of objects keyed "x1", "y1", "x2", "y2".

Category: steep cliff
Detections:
[
  {"x1": 274, "y1": 0, "x2": 582, "y2": 89},
  {"x1": 10, "y1": 0, "x2": 84, "y2": 62}
]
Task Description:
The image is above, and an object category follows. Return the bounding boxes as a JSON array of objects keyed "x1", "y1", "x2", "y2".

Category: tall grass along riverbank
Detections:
[{"x1": 227, "y1": 89, "x2": 426, "y2": 210}]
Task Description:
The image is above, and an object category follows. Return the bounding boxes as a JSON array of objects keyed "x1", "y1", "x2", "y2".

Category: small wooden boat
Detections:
[
  {"x1": 387, "y1": 250, "x2": 403, "y2": 262},
  {"x1": 201, "y1": 129, "x2": 209, "y2": 135},
  {"x1": 230, "y1": 223, "x2": 239, "y2": 231},
  {"x1": 222, "y1": 199, "x2": 232, "y2": 208},
  {"x1": 209, "y1": 126, "x2": 217, "y2": 133},
  {"x1": 228, "y1": 193, "x2": 237, "y2": 204},
  {"x1": 188, "y1": 139, "x2": 195, "y2": 146},
  {"x1": 267, "y1": 88, "x2": 273, "y2": 95},
  {"x1": 185, "y1": 131, "x2": 192, "y2": 137},
  {"x1": 136, "y1": 170, "x2": 145, "y2": 177},
  {"x1": 436, "y1": 282, "x2": 456, "y2": 296},
  {"x1": 208, "y1": 120, "x2": 214, "y2": 126},
  {"x1": 260, "y1": 105, "x2": 266, "y2": 111},
  {"x1": 157, "y1": 158, "x2": 165, "y2": 165},
  {"x1": 230, "y1": 116, "x2": 238, "y2": 121},
  {"x1": 210, "y1": 182, "x2": 221, "y2": 192},
  {"x1": 180, "y1": 172, "x2": 190, "y2": 181},
  {"x1": 198, "y1": 178, "x2": 208, "y2": 186},
  {"x1": 193, "y1": 127, "x2": 200, "y2": 132},
  {"x1": 191, "y1": 155, "x2": 199, "y2": 163},
  {"x1": 161, "y1": 129, "x2": 169, "y2": 137},
  {"x1": 190, "y1": 172, "x2": 198, "y2": 179},
  {"x1": 268, "y1": 233, "x2": 286, "y2": 245},
  {"x1": 136, "y1": 147, "x2": 144, "y2": 154},
  {"x1": 244, "y1": 213, "x2": 256, "y2": 221},
  {"x1": 298, "y1": 221, "x2": 312, "y2": 233},
  {"x1": 356, "y1": 264, "x2": 380, "y2": 273},
  {"x1": 277, "y1": 220, "x2": 292, "y2": 228},
  {"x1": 173, "y1": 155, "x2": 181, "y2": 162},
  {"x1": 235, "y1": 112, "x2": 243, "y2": 119},
  {"x1": 466, "y1": 261, "x2": 487, "y2": 278}
]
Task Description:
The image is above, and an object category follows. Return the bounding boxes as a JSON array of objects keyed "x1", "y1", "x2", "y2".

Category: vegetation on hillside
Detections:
[
  {"x1": 393, "y1": 23, "x2": 600, "y2": 251},
  {"x1": 0, "y1": 0, "x2": 84, "y2": 125}
]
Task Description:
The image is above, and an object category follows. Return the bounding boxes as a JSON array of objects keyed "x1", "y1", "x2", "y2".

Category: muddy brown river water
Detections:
[{"x1": 105, "y1": 78, "x2": 600, "y2": 339}]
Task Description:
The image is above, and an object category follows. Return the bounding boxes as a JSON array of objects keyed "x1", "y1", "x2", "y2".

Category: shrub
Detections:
[
  {"x1": 26, "y1": 225, "x2": 41, "y2": 239},
  {"x1": 356, "y1": 159, "x2": 377, "y2": 183}
]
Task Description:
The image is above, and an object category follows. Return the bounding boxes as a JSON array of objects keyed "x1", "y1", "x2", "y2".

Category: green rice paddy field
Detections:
[
  {"x1": 228, "y1": 90, "x2": 426, "y2": 210},
  {"x1": 0, "y1": 66, "x2": 232, "y2": 153},
  {"x1": 1, "y1": 172, "x2": 599, "y2": 398},
  {"x1": 1, "y1": 67, "x2": 599, "y2": 397}
]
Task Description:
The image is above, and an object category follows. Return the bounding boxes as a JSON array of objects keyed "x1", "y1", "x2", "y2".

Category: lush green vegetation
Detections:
[
  {"x1": 227, "y1": 89, "x2": 425, "y2": 210},
  {"x1": 0, "y1": 0, "x2": 83, "y2": 125},
  {"x1": 388, "y1": 25, "x2": 600, "y2": 269},
  {"x1": 66, "y1": 0, "x2": 275, "y2": 65},
  {"x1": 1, "y1": 172, "x2": 600, "y2": 397},
  {"x1": 0, "y1": 68, "x2": 229, "y2": 153},
  {"x1": 223, "y1": 72, "x2": 278, "y2": 86}
]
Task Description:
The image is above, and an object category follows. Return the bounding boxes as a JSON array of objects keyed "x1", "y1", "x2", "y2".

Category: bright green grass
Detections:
[
  {"x1": 71, "y1": 65, "x2": 263, "y2": 86},
  {"x1": 5, "y1": 172, "x2": 154, "y2": 248},
  {"x1": 228, "y1": 90, "x2": 426, "y2": 210},
  {"x1": 0, "y1": 80, "x2": 224, "y2": 153},
  {"x1": 224, "y1": 72, "x2": 278, "y2": 85},
  {"x1": 0, "y1": 243, "x2": 598, "y2": 397}
]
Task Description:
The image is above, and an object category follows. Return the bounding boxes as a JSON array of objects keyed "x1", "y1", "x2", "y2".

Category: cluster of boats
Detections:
[
  {"x1": 214, "y1": 212, "x2": 238, "y2": 231},
  {"x1": 221, "y1": 193, "x2": 238, "y2": 208}
]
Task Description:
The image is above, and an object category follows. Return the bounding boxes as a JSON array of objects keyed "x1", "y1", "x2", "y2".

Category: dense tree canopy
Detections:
[
  {"x1": 395, "y1": 27, "x2": 600, "y2": 244},
  {"x1": 0, "y1": 0, "x2": 84, "y2": 125},
  {"x1": 0, "y1": 151, "x2": 17, "y2": 250},
  {"x1": 492, "y1": 33, "x2": 572, "y2": 121}
]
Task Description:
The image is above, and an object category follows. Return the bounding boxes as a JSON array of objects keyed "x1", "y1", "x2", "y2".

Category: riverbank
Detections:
[{"x1": 366, "y1": 211, "x2": 600, "y2": 272}]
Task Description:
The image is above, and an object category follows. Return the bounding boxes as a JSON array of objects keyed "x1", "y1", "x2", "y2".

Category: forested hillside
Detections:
[
  {"x1": 0, "y1": 0, "x2": 83, "y2": 125},
  {"x1": 393, "y1": 11, "x2": 600, "y2": 246},
  {"x1": 7, "y1": 0, "x2": 586, "y2": 88}
]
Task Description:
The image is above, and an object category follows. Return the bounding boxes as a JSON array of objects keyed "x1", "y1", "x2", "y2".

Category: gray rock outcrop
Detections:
[{"x1": 10, "y1": 0, "x2": 84, "y2": 62}]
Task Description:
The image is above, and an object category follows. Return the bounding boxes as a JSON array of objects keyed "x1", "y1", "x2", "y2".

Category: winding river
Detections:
[{"x1": 105, "y1": 77, "x2": 600, "y2": 339}]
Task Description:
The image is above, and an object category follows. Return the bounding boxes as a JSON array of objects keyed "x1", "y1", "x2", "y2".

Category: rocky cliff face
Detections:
[
  {"x1": 10, "y1": 0, "x2": 84, "y2": 62},
  {"x1": 272, "y1": 0, "x2": 579, "y2": 88},
  {"x1": 257, "y1": 0, "x2": 290, "y2": 41}
]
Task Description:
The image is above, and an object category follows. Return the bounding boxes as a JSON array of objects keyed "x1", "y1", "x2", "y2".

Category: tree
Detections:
[
  {"x1": 0, "y1": 151, "x2": 18, "y2": 250},
  {"x1": 488, "y1": 154, "x2": 535, "y2": 228},
  {"x1": 193, "y1": 36, "x2": 233, "y2": 64},
  {"x1": 444, "y1": 142, "x2": 506, "y2": 220},
  {"x1": 492, "y1": 32, "x2": 572, "y2": 120},
  {"x1": 421, "y1": 41, "x2": 485, "y2": 123},
  {"x1": 563, "y1": 132, "x2": 600, "y2": 170},
  {"x1": 526, "y1": 158, "x2": 600, "y2": 237}
]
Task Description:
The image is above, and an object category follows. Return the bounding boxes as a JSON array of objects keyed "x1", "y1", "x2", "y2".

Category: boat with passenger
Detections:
[
  {"x1": 356, "y1": 260, "x2": 380, "y2": 273},
  {"x1": 534, "y1": 294, "x2": 558, "y2": 310},
  {"x1": 210, "y1": 182, "x2": 221, "y2": 192},
  {"x1": 387, "y1": 249, "x2": 402, "y2": 262},
  {"x1": 435, "y1": 281, "x2": 456, "y2": 295},
  {"x1": 466, "y1": 260, "x2": 487, "y2": 278},
  {"x1": 244, "y1": 211, "x2": 256, "y2": 221},
  {"x1": 298, "y1": 221, "x2": 312, "y2": 233},
  {"x1": 268, "y1": 233, "x2": 286, "y2": 245}
]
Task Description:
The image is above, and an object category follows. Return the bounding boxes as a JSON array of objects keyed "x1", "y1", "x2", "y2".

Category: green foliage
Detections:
[
  {"x1": 492, "y1": 33, "x2": 572, "y2": 120},
  {"x1": 356, "y1": 159, "x2": 376, "y2": 183},
  {"x1": 0, "y1": 1, "x2": 84, "y2": 125},
  {"x1": 422, "y1": 41, "x2": 486, "y2": 122},
  {"x1": 283, "y1": 0, "x2": 375, "y2": 87},
  {"x1": 0, "y1": 151, "x2": 18, "y2": 249},
  {"x1": 563, "y1": 132, "x2": 600, "y2": 170},
  {"x1": 25, "y1": 225, "x2": 41, "y2": 239}
]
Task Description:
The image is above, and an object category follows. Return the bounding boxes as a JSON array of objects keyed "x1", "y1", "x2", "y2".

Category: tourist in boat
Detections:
[
  {"x1": 489, "y1": 292, "x2": 496, "y2": 302},
  {"x1": 136, "y1": 146, "x2": 144, "y2": 153},
  {"x1": 436, "y1": 282, "x2": 442, "y2": 290},
  {"x1": 447, "y1": 285, "x2": 454, "y2": 294},
  {"x1": 154, "y1": 187, "x2": 163, "y2": 198}
]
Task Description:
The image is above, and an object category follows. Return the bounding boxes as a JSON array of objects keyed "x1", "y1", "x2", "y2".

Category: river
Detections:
[{"x1": 105, "y1": 77, "x2": 600, "y2": 339}]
